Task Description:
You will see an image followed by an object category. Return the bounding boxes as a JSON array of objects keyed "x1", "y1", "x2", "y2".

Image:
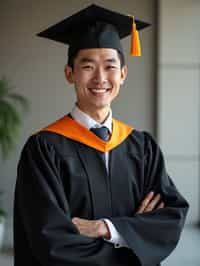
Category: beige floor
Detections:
[{"x1": 0, "y1": 225, "x2": 199, "y2": 266}]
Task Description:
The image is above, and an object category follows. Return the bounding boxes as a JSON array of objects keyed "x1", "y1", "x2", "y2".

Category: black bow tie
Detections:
[{"x1": 90, "y1": 126, "x2": 110, "y2": 141}]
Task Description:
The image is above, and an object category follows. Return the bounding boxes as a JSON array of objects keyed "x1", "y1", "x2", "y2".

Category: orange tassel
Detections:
[{"x1": 130, "y1": 20, "x2": 141, "y2": 56}]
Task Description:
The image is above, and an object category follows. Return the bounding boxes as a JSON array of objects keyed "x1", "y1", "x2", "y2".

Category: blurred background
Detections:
[{"x1": 0, "y1": 0, "x2": 199, "y2": 265}]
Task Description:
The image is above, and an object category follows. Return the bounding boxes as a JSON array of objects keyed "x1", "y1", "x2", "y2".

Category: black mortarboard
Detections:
[{"x1": 37, "y1": 4, "x2": 150, "y2": 64}]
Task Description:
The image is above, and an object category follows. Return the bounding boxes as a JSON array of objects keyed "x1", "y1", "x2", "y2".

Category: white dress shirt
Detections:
[{"x1": 70, "y1": 105, "x2": 128, "y2": 248}]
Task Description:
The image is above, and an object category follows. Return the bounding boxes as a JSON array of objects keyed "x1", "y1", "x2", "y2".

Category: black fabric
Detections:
[
  {"x1": 90, "y1": 126, "x2": 109, "y2": 163},
  {"x1": 37, "y1": 4, "x2": 149, "y2": 44},
  {"x1": 37, "y1": 4, "x2": 150, "y2": 60},
  {"x1": 14, "y1": 129, "x2": 189, "y2": 266}
]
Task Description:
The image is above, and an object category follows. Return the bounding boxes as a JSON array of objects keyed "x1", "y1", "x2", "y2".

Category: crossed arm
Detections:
[
  {"x1": 72, "y1": 191, "x2": 164, "y2": 239},
  {"x1": 16, "y1": 134, "x2": 188, "y2": 266}
]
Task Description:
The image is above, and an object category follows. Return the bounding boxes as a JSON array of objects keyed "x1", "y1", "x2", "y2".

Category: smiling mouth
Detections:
[{"x1": 89, "y1": 88, "x2": 111, "y2": 94}]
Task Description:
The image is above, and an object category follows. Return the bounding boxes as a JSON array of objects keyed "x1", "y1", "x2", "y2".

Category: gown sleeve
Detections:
[
  {"x1": 14, "y1": 134, "x2": 123, "y2": 266},
  {"x1": 109, "y1": 131, "x2": 189, "y2": 266}
]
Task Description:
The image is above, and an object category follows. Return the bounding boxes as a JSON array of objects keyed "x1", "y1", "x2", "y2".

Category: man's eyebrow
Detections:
[
  {"x1": 104, "y1": 58, "x2": 118, "y2": 63},
  {"x1": 79, "y1": 57, "x2": 118, "y2": 64},
  {"x1": 79, "y1": 58, "x2": 95, "y2": 64}
]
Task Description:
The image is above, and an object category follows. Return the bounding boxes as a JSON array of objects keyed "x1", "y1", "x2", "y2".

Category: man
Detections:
[{"x1": 14, "y1": 4, "x2": 189, "y2": 266}]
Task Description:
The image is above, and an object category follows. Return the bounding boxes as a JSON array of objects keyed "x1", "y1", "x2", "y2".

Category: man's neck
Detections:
[{"x1": 77, "y1": 105, "x2": 110, "y2": 124}]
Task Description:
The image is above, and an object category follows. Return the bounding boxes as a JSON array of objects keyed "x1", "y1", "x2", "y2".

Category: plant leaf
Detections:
[{"x1": 0, "y1": 77, "x2": 30, "y2": 159}]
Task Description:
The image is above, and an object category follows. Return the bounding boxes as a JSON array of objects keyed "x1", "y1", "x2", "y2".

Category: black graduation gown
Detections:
[{"x1": 14, "y1": 127, "x2": 189, "y2": 266}]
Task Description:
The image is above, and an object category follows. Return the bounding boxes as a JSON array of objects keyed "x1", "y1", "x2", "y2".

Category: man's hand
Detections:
[
  {"x1": 136, "y1": 191, "x2": 164, "y2": 214},
  {"x1": 72, "y1": 191, "x2": 164, "y2": 239},
  {"x1": 72, "y1": 217, "x2": 110, "y2": 239}
]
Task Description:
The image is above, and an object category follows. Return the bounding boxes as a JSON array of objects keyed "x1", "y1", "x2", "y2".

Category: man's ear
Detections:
[
  {"x1": 120, "y1": 65, "x2": 128, "y2": 85},
  {"x1": 64, "y1": 65, "x2": 74, "y2": 84}
]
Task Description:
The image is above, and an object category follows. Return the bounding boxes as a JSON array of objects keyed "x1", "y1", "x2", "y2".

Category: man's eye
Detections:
[
  {"x1": 106, "y1": 65, "x2": 117, "y2": 70},
  {"x1": 82, "y1": 65, "x2": 93, "y2": 69}
]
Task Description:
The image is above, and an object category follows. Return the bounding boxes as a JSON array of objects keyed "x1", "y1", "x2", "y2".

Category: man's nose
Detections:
[{"x1": 93, "y1": 68, "x2": 107, "y2": 84}]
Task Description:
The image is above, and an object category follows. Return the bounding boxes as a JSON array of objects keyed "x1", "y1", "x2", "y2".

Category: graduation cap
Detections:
[{"x1": 37, "y1": 4, "x2": 150, "y2": 65}]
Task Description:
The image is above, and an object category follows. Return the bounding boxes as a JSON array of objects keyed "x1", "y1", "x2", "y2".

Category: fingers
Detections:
[
  {"x1": 137, "y1": 191, "x2": 155, "y2": 214},
  {"x1": 72, "y1": 217, "x2": 80, "y2": 225},
  {"x1": 144, "y1": 193, "x2": 161, "y2": 212},
  {"x1": 71, "y1": 217, "x2": 103, "y2": 238},
  {"x1": 136, "y1": 191, "x2": 165, "y2": 214},
  {"x1": 157, "y1": 201, "x2": 165, "y2": 209}
]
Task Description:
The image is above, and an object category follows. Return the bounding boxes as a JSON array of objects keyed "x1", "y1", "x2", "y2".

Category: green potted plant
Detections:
[
  {"x1": 0, "y1": 76, "x2": 29, "y2": 249},
  {"x1": 0, "y1": 191, "x2": 6, "y2": 219},
  {"x1": 0, "y1": 191, "x2": 6, "y2": 249},
  {"x1": 0, "y1": 76, "x2": 29, "y2": 159}
]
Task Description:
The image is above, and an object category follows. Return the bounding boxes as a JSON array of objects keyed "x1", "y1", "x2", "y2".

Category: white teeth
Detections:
[{"x1": 90, "y1": 89, "x2": 107, "y2": 93}]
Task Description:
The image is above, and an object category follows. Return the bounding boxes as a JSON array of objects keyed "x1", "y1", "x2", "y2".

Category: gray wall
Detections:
[
  {"x1": 0, "y1": 0, "x2": 156, "y2": 246},
  {"x1": 158, "y1": 0, "x2": 200, "y2": 224}
]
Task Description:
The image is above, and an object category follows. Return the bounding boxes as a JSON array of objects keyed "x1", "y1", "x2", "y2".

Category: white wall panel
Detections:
[
  {"x1": 159, "y1": 0, "x2": 200, "y2": 64},
  {"x1": 166, "y1": 159, "x2": 199, "y2": 224},
  {"x1": 158, "y1": 0, "x2": 200, "y2": 224},
  {"x1": 158, "y1": 67, "x2": 199, "y2": 157}
]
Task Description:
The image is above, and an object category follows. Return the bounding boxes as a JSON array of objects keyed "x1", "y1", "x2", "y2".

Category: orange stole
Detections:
[{"x1": 41, "y1": 116, "x2": 133, "y2": 152}]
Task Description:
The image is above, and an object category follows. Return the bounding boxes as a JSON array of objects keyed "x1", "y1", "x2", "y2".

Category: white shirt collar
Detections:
[{"x1": 70, "y1": 104, "x2": 112, "y2": 133}]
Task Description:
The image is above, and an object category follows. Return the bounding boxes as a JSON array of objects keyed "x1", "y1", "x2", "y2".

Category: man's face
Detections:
[{"x1": 65, "y1": 48, "x2": 127, "y2": 115}]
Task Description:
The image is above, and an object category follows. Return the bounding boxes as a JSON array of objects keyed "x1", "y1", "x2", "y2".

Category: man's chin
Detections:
[{"x1": 93, "y1": 103, "x2": 110, "y2": 110}]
